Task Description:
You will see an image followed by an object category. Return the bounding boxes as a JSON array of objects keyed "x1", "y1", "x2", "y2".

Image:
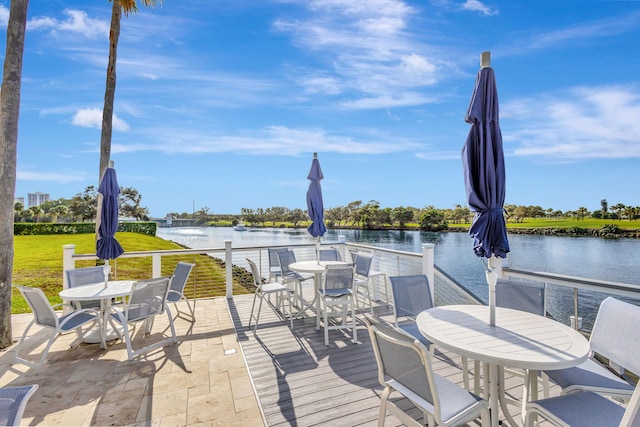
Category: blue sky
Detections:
[{"x1": 2, "y1": 0, "x2": 640, "y2": 217}]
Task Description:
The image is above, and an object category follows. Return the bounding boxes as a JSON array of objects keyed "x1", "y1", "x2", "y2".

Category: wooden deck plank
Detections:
[{"x1": 230, "y1": 294, "x2": 558, "y2": 426}]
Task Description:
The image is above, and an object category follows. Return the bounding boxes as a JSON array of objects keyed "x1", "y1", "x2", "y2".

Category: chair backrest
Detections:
[
  {"x1": 277, "y1": 250, "x2": 297, "y2": 276},
  {"x1": 125, "y1": 277, "x2": 172, "y2": 323},
  {"x1": 389, "y1": 275, "x2": 433, "y2": 321},
  {"x1": 319, "y1": 248, "x2": 342, "y2": 262},
  {"x1": 365, "y1": 317, "x2": 438, "y2": 415},
  {"x1": 169, "y1": 262, "x2": 194, "y2": 296},
  {"x1": 268, "y1": 248, "x2": 288, "y2": 271},
  {"x1": 354, "y1": 251, "x2": 373, "y2": 277},
  {"x1": 323, "y1": 265, "x2": 355, "y2": 291},
  {"x1": 0, "y1": 384, "x2": 39, "y2": 427},
  {"x1": 495, "y1": 279, "x2": 545, "y2": 316},
  {"x1": 66, "y1": 266, "x2": 105, "y2": 288},
  {"x1": 589, "y1": 297, "x2": 640, "y2": 376},
  {"x1": 16, "y1": 286, "x2": 58, "y2": 328},
  {"x1": 246, "y1": 259, "x2": 263, "y2": 289}
]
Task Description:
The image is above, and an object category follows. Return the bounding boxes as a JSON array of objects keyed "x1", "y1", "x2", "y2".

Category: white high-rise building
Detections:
[{"x1": 28, "y1": 192, "x2": 49, "y2": 208}]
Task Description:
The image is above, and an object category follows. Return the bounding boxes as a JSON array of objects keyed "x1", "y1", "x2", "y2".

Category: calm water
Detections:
[{"x1": 157, "y1": 226, "x2": 640, "y2": 328}]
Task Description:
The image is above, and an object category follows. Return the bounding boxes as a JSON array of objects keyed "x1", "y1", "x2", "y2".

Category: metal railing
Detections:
[{"x1": 63, "y1": 240, "x2": 640, "y2": 332}]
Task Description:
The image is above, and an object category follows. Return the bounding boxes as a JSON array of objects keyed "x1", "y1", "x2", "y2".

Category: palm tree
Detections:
[
  {"x1": 97, "y1": 0, "x2": 163, "y2": 232},
  {"x1": 0, "y1": 0, "x2": 29, "y2": 348}
]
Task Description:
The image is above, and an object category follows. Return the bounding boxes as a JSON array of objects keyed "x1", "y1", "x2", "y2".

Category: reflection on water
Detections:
[{"x1": 157, "y1": 226, "x2": 640, "y2": 328}]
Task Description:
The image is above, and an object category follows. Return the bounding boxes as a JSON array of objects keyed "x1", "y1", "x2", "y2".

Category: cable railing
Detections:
[{"x1": 63, "y1": 241, "x2": 640, "y2": 333}]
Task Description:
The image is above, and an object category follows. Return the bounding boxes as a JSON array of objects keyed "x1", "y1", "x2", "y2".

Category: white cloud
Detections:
[
  {"x1": 28, "y1": 9, "x2": 109, "y2": 39},
  {"x1": 273, "y1": 0, "x2": 450, "y2": 109},
  {"x1": 72, "y1": 108, "x2": 130, "y2": 132},
  {"x1": 502, "y1": 85, "x2": 640, "y2": 160},
  {"x1": 17, "y1": 170, "x2": 88, "y2": 183},
  {"x1": 461, "y1": 0, "x2": 498, "y2": 16},
  {"x1": 117, "y1": 125, "x2": 424, "y2": 156},
  {"x1": 0, "y1": 5, "x2": 9, "y2": 27}
]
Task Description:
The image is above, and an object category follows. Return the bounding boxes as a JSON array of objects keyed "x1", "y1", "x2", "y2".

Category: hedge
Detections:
[{"x1": 14, "y1": 222, "x2": 157, "y2": 236}]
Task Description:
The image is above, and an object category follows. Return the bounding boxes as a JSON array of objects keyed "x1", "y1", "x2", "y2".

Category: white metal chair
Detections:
[
  {"x1": 246, "y1": 258, "x2": 293, "y2": 331},
  {"x1": 65, "y1": 266, "x2": 106, "y2": 309},
  {"x1": 365, "y1": 317, "x2": 489, "y2": 427},
  {"x1": 353, "y1": 252, "x2": 389, "y2": 313},
  {"x1": 109, "y1": 277, "x2": 177, "y2": 361},
  {"x1": 390, "y1": 274, "x2": 473, "y2": 391},
  {"x1": 268, "y1": 247, "x2": 288, "y2": 282},
  {"x1": 525, "y1": 367, "x2": 640, "y2": 427},
  {"x1": 495, "y1": 279, "x2": 549, "y2": 400},
  {"x1": 544, "y1": 297, "x2": 640, "y2": 400},
  {"x1": 318, "y1": 248, "x2": 342, "y2": 262},
  {"x1": 13, "y1": 285, "x2": 102, "y2": 368},
  {"x1": 0, "y1": 384, "x2": 39, "y2": 426},
  {"x1": 166, "y1": 262, "x2": 196, "y2": 321},
  {"x1": 316, "y1": 264, "x2": 358, "y2": 346},
  {"x1": 277, "y1": 250, "x2": 313, "y2": 307}
]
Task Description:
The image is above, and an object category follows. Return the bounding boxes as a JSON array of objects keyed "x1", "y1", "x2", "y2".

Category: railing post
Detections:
[
  {"x1": 62, "y1": 244, "x2": 76, "y2": 290},
  {"x1": 225, "y1": 240, "x2": 233, "y2": 299},
  {"x1": 152, "y1": 253, "x2": 161, "y2": 278},
  {"x1": 422, "y1": 243, "x2": 435, "y2": 302}
]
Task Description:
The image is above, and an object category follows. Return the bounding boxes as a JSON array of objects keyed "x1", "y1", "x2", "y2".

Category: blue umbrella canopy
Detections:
[
  {"x1": 96, "y1": 167, "x2": 124, "y2": 260},
  {"x1": 306, "y1": 154, "x2": 327, "y2": 238},
  {"x1": 462, "y1": 65, "x2": 510, "y2": 260}
]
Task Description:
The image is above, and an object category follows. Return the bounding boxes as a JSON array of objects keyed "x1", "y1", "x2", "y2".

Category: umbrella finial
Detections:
[
  {"x1": 313, "y1": 152, "x2": 318, "y2": 159},
  {"x1": 480, "y1": 51, "x2": 491, "y2": 68}
]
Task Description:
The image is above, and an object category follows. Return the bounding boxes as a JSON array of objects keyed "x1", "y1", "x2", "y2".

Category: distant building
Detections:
[
  {"x1": 28, "y1": 192, "x2": 49, "y2": 208},
  {"x1": 14, "y1": 197, "x2": 25, "y2": 208}
]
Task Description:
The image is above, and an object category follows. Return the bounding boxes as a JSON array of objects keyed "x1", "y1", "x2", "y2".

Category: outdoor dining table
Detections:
[
  {"x1": 59, "y1": 280, "x2": 136, "y2": 349},
  {"x1": 288, "y1": 260, "x2": 349, "y2": 322},
  {"x1": 416, "y1": 305, "x2": 590, "y2": 427}
]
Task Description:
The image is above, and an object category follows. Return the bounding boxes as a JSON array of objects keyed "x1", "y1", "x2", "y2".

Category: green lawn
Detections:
[{"x1": 11, "y1": 232, "x2": 237, "y2": 314}]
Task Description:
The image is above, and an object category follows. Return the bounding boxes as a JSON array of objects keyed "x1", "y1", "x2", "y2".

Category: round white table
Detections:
[
  {"x1": 60, "y1": 280, "x2": 135, "y2": 347},
  {"x1": 288, "y1": 260, "x2": 348, "y2": 321},
  {"x1": 417, "y1": 305, "x2": 590, "y2": 427}
]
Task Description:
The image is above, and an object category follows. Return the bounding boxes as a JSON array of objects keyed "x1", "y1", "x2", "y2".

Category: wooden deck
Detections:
[{"x1": 228, "y1": 293, "x2": 560, "y2": 426}]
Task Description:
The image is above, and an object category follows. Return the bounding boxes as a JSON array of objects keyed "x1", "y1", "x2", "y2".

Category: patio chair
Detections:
[
  {"x1": 65, "y1": 266, "x2": 106, "y2": 309},
  {"x1": 318, "y1": 248, "x2": 342, "y2": 262},
  {"x1": 277, "y1": 250, "x2": 313, "y2": 306},
  {"x1": 365, "y1": 317, "x2": 489, "y2": 427},
  {"x1": 246, "y1": 258, "x2": 293, "y2": 331},
  {"x1": 0, "y1": 384, "x2": 39, "y2": 426},
  {"x1": 524, "y1": 374, "x2": 640, "y2": 427},
  {"x1": 544, "y1": 297, "x2": 640, "y2": 400},
  {"x1": 390, "y1": 274, "x2": 472, "y2": 391},
  {"x1": 354, "y1": 252, "x2": 388, "y2": 314},
  {"x1": 496, "y1": 278, "x2": 549, "y2": 398},
  {"x1": 316, "y1": 264, "x2": 357, "y2": 346},
  {"x1": 166, "y1": 262, "x2": 196, "y2": 321},
  {"x1": 13, "y1": 285, "x2": 103, "y2": 368},
  {"x1": 109, "y1": 277, "x2": 177, "y2": 361},
  {"x1": 268, "y1": 247, "x2": 288, "y2": 282}
]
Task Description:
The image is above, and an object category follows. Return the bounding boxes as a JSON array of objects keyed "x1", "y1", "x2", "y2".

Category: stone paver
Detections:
[{"x1": 0, "y1": 297, "x2": 265, "y2": 427}]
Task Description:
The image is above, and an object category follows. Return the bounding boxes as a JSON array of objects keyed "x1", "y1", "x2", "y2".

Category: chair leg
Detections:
[
  {"x1": 165, "y1": 306, "x2": 177, "y2": 343},
  {"x1": 248, "y1": 292, "x2": 259, "y2": 328},
  {"x1": 378, "y1": 386, "x2": 391, "y2": 427},
  {"x1": 255, "y1": 294, "x2": 265, "y2": 331},
  {"x1": 350, "y1": 298, "x2": 358, "y2": 344},
  {"x1": 36, "y1": 333, "x2": 60, "y2": 368}
]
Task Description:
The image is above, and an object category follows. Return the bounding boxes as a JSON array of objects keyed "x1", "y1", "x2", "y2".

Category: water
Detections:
[{"x1": 157, "y1": 226, "x2": 640, "y2": 328}]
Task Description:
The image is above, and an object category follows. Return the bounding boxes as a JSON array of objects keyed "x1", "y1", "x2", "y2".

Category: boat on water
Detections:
[{"x1": 233, "y1": 222, "x2": 247, "y2": 231}]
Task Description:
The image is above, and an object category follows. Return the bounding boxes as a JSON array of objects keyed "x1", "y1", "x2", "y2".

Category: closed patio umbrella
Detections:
[
  {"x1": 307, "y1": 153, "x2": 326, "y2": 259},
  {"x1": 462, "y1": 52, "x2": 509, "y2": 326},
  {"x1": 96, "y1": 166, "x2": 124, "y2": 285}
]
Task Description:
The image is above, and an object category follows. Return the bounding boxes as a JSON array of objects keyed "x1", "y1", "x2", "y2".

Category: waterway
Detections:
[{"x1": 157, "y1": 226, "x2": 640, "y2": 328}]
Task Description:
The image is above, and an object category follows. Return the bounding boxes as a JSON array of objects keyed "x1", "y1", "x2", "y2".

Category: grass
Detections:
[
  {"x1": 506, "y1": 218, "x2": 640, "y2": 229},
  {"x1": 11, "y1": 232, "x2": 250, "y2": 314}
]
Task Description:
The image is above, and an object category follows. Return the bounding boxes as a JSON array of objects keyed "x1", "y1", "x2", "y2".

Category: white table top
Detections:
[
  {"x1": 59, "y1": 280, "x2": 136, "y2": 301},
  {"x1": 417, "y1": 305, "x2": 590, "y2": 371},
  {"x1": 288, "y1": 260, "x2": 348, "y2": 273}
]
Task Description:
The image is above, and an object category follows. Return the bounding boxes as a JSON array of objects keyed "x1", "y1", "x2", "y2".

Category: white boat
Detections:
[{"x1": 233, "y1": 223, "x2": 247, "y2": 231}]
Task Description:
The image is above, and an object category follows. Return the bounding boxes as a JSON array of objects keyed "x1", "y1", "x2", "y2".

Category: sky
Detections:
[{"x1": 2, "y1": 0, "x2": 640, "y2": 218}]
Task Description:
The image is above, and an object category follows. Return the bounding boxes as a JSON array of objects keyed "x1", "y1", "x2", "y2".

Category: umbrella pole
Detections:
[
  {"x1": 103, "y1": 260, "x2": 111, "y2": 288},
  {"x1": 316, "y1": 237, "x2": 321, "y2": 264}
]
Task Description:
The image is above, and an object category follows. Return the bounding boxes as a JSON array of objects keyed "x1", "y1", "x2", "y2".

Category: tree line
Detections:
[{"x1": 13, "y1": 186, "x2": 150, "y2": 223}]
